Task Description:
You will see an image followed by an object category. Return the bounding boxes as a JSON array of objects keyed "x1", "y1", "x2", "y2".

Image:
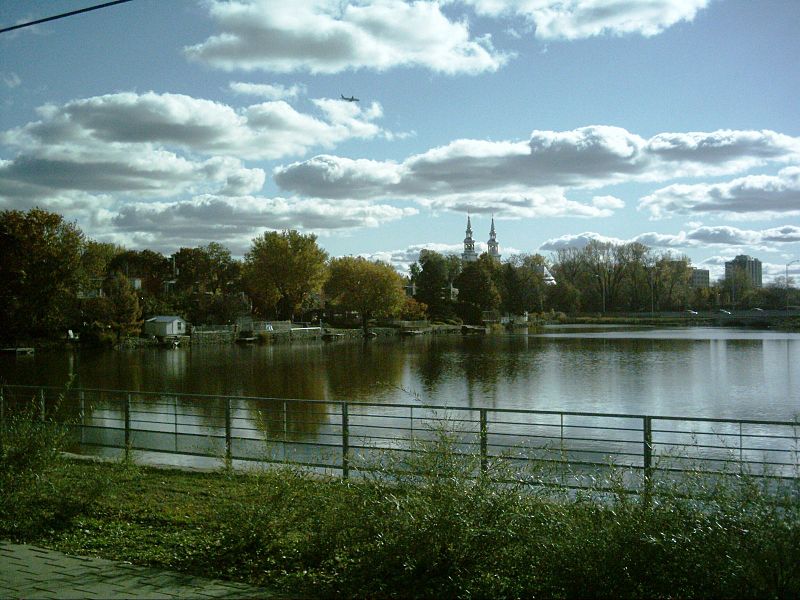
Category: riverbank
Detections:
[{"x1": 2, "y1": 434, "x2": 798, "y2": 599}]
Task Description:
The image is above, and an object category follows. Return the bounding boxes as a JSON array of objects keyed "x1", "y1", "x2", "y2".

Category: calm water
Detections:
[{"x1": 2, "y1": 326, "x2": 799, "y2": 421}]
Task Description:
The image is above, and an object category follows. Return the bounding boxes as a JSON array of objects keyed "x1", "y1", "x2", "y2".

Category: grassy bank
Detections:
[{"x1": 2, "y1": 428, "x2": 799, "y2": 598}]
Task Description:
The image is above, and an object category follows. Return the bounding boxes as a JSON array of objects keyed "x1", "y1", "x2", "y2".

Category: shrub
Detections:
[
  {"x1": 0, "y1": 386, "x2": 103, "y2": 538},
  {"x1": 198, "y1": 427, "x2": 800, "y2": 599}
]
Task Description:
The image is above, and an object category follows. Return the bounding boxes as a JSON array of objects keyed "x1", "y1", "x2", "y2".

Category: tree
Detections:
[
  {"x1": 653, "y1": 254, "x2": 692, "y2": 310},
  {"x1": 399, "y1": 296, "x2": 428, "y2": 321},
  {"x1": 501, "y1": 254, "x2": 549, "y2": 314},
  {"x1": 243, "y1": 230, "x2": 328, "y2": 320},
  {"x1": 453, "y1": 256, "x2": 501, "y2": 324},
  {"x1": 108, "y1": 249, "x2": 170, "y2": 297},
  {"x1": 0, "y1": 208, "x2": 84, "y2": 342},
  {"x1": 79, "y1": 240, "x2": 124, "y2": 287},
  {"x1": 413, "y1": 250, "x2": 455, "y2": 321},
  {"x1": 173, "y1": 242, "x2": 240, "y2": 296},
  {"x1": 325, "y1": 257, "x2": 406, "y2": 333},
  {"x1": 102, "y1": 273, "x2": 142, "y2": 342}
]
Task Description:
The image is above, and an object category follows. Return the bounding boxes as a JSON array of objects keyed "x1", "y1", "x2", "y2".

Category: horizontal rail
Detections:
[{"x1": 2, "y1": 385, "x2": 798, "y2": 490}]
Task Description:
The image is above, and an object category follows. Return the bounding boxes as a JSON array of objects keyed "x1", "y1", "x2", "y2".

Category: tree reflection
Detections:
[{"x1": 324, "y1": 339, "x2": 404, "y2": 401}]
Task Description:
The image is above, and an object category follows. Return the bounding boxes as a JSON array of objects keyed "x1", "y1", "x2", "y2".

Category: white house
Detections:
[{"x1": 144, "y1": 316, "x2": 187, "y2": 337}]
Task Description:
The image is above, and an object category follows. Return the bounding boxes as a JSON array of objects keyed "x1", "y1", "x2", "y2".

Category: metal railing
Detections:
[{"x1": 1, "y1": 385, "x2": 798, "y2": 490}]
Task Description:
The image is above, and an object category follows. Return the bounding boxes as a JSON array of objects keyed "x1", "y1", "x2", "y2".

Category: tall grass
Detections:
[
  {"x1": 2, "y1": 398, "x2": 797, "y2": 598},
  {"x1": 0, "y1": 383, "x2": 103, "y2": 538},
  {"x1": 197, "y1": 428, "x2": 800, "y2": 598}
]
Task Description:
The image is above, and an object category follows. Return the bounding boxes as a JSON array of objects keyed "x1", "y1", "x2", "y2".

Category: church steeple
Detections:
[
  {"x1": 462, "y1": 214, "x2": 478, "y2": 263},
  {"x1": 487, "y1": 215, "x2": 500, "y2": 260}
]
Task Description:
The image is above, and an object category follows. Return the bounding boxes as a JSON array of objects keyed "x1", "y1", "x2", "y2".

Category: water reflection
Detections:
[
  {"x1": 324, "y1": 339, "x2": 405, "y2": 400},
  {"x1": 1, "y1": 328, "x2": 799, "y2": 422}
]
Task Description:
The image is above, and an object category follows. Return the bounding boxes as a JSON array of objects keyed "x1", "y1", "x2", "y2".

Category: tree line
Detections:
[
  {"x1": 1, "y1": 208, "x2": 794, "y2": 344},
  {"x1": 0, "y1": 209, "x2": 413, "y2": 344},
  {"x1": 411, "y1": 240, "x2": 794, "y2": 323}
]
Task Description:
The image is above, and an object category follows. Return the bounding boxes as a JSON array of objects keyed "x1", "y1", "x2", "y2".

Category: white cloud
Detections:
[
  {"x1": 0, "y1": 91, "x2": 391, "y2": 201},
  {"x1": 417, "y1": 190, "x2": 620, "y2": 218},
  {"x1": 3, "y1": 91, "x2": 386, "y2": 161},
  {"x1": 639, "y1": 166, "x2": 800, "y2": 220},
  {"x1": 540, "y1": 225, "x2": 800, "y2": 254},
  {"x1": 2, "y1": 72, "x2": 21, "y2": 88},
  {"x1": 462, "y1": 0, "x2": 710, "y2": 40},
  {"x1": 228, "y1": 81, "x2": 306, "y2": 100},
  {"x1": 275, "y1": 126, "x2": 799, "y2": 217},
  {"x1": 0, "y1": 148, "x2": 264, "y2": 201},
  {"x1": 186, "y1": 0, "x2": 510, "y2": 75},
  {"x1": 592, "y1": 195, "x2": 625, "y2": 209},
  {"x1": 539, "y1": 231, "x2": 626, "y2": 251},
  {"x1": 26, "y1": 194, "x2": 415, "y2": 255}
]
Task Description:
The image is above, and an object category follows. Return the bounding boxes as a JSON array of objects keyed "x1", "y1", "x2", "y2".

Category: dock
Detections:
[{"x1": 1, "y1": 347, "x2": 35, "y2": 355}]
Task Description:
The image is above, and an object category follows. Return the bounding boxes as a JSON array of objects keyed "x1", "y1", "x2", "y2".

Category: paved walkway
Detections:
[{"x1": 0, "y1": 541, "x2": 277, "y2": 599}]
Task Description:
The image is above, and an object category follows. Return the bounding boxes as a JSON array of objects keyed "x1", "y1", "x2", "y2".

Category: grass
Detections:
[{"x1": 1, "y1": 411, "x2": 799, "y2": 599}]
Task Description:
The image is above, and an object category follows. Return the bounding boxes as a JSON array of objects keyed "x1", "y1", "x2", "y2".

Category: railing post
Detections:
[
  {"x1": 173, "y1": 396, "x2": 178, "y2": 453},
  {"x1": 0, "y1": 385, "x2": 5, "y2": 428},
  {"x1": 739, "y1": 422, "x2": 744, "y2": 474},
  {"x1": 283, "y1": 400, "x2": 288, "y2": 462},
  {"x1": 39, "y1": 387, "x2": 46, "y2": 421},
  {"x1": 643, "y1": 416, "x2": 653, "y2": 502},
  {"x1": 225, "y1": 397, "x2": 232, "y2": 468},
  {"x1": 124, "y1": 393, "x2": 132, "y2": 460},
  {"x1": 79, "y1": 390, "x2": 85, "y2": 445},
  {"x1": 479, "y1": 408, "x2": 488, "y2": 475},
  {"x1": 341, "y1": 402, "x2": 349, "y2": 479}
]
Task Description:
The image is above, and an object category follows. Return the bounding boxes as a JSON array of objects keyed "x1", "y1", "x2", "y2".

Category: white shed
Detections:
[{"x1": 144, "y1": 316, "x2": 187, "y2": 337}]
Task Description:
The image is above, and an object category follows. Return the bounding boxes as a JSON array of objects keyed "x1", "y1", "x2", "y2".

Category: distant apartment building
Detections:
[
  {"x1": 725, "y1": 255, "x2": 762, "y2": 288},
  {"x1": 690, "y1": 268, "x2": 710, "y2": 289}
]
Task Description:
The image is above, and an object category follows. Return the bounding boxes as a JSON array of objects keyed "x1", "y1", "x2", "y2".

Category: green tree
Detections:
[
  {"x1": 413, "y1": 250, "x2": 455, "y2": 321},
  {"x1": 244, "y1": 230, "x2": 328, "y2": 320},
  {"x1": 547, "y1": 280, "x2": 582, "y2": 314},
  {"x1": 325, "y1": 257, "x2": 406, "y2": 333},
  {"x1": 501, "y1": 254, "x2": 549, "y2": 314},
  {"x1": 453, "y1": 255, "x2": 501, "y2": 324},
  {"x1": 0, "y1": 208, "x2": 84, "y2": 342}
]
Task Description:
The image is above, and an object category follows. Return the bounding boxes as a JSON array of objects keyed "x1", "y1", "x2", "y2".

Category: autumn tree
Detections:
[
  {"x1": 79, "y1": 240, "x2": 125, "y2": 288},
  {"x1": 102, "y1": 273, "x2": 143, "y2": 342},
  {"x1": 172, "y1": 243, "x2": 244, "y2": 325},
  {"x1": 108, "y1": 249, "x2": 171, "y2": 297},
  {"x1": 325, "y1": 257, "x2": 406, "y2": 333},
  {"x1": 243, "y1": 230, "x2": 328, "y2": 320},
  {"x1": 0, "y1": 208, "x2": 84, "y2": 342}
]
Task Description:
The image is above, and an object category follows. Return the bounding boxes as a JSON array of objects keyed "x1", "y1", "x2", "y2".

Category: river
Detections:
[{"x1": 2, "y1": 325, "x2": 798, "y2": 421}]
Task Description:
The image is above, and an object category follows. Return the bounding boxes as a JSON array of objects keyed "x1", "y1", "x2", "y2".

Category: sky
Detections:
[{"x1": 1, "y1": 0, "x2": 799, "y2": 282}]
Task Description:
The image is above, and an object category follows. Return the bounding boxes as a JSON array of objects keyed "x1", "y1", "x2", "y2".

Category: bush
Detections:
[
  {"x1": 0, "y1": 386, "x2": 103, "y2": 538},
  {"x1": 199, "y1": 428, "x2": 800, "y2": 599}
]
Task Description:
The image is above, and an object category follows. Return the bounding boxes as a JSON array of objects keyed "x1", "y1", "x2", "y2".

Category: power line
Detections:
[{"x1": 0, "y1": 0, "x2": 135, "y2": 35}]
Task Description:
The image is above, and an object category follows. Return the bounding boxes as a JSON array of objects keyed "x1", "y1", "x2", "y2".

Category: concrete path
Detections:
[{"x1": 0, "y1": 541, "x2": 277, "y2": 599}]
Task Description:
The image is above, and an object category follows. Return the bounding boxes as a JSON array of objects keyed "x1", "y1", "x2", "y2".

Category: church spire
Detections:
[
  {"x1": 462, "y1": 214, "x2": 477, "y2": 263},
  {"x1": 487, "y1": 215, "x2": 500, "y2": 260}
]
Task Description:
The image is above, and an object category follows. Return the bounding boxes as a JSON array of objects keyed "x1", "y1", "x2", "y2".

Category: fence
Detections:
[{"x1": 1, "y1": 385, "x2": 798, "y2": 491}]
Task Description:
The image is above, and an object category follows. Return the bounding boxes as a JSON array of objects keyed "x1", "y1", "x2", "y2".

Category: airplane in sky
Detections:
[{"x1": 340, "y1": 94, "x2": 359, "y2": 102}]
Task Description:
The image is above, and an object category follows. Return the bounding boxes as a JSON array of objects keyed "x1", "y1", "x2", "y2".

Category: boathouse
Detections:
[{"x1": 143, "y1": 316, "x2": 187, "y2": 337}]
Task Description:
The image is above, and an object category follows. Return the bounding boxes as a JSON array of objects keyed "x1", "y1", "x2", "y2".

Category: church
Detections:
[{"x1": 462, "y1": 215, "x2": 500, "y2": 263}]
